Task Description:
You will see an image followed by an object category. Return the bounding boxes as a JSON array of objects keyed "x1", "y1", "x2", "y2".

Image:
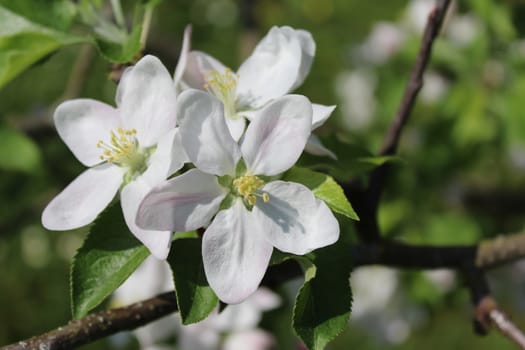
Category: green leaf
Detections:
[
  {"x1": 167, "y1": 237, "x2": 218, "y2": 324},
  {"x1": 298, "y1": 136, "x2": 398, "y2": 181},
  {"x1": 0, "y1": 0, "x2": 77, "y2": 31},
  {"x1": 292, "y1": 238, "x2": 353, "y2": 350},
  {"x1": 0, "y1": 5, "x2": 88, "y2": 89},
  {"x1": 0, "y1": 127, "x2": 41, "y2": 172},
  {"x1": 71, "y1": 204, "x2": 149, "y2": 319},
  {"x1": 283, "y1": 167, "x2": 359, "y2": 220},
  {"x1": 95, "y1": 24, "x2": 142, "y2": 63}
]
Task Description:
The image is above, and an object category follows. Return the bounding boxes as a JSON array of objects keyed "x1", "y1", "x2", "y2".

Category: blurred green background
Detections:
[{"x1": 2, "y1": 0, "x2": 525, "y2": 349}]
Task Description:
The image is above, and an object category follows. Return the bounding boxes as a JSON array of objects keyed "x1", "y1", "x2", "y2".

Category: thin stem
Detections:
[
  {"x1": 490, "y1": 309, "x2": 525, "y2": 349},
  {"x1": 110, "y1": 0, "x2": 126, "y2": 29},
  {"x1": 0, "y1": 292, "x2": 178, "y2": 350},
  {"x1": 352, "y1": 0, "x2": 453, "y2": 243},
  {"x1": 140, "y1": 5, "x2": 154, "y2": 51}
]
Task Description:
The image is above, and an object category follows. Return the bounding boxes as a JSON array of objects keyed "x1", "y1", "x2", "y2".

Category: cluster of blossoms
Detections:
[{"x1": 42, "y1": 25, "x2": 340, "y2": 304}]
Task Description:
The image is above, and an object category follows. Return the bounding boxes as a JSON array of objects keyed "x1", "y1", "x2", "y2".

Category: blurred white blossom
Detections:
[{"x1": 336, "y1": 69, "x2": 377, "y2": 130}]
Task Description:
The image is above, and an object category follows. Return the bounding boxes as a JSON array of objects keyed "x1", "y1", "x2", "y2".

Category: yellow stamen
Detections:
[
  {"x1": 233, "y1": 174, "x2": 270, "y2": 205},
  {"x1": 203, "y1": 68, "x2": 239, "y2": 119},
  {"x1": 97, "y1": 128, "x2": 138, "y2": 164}
]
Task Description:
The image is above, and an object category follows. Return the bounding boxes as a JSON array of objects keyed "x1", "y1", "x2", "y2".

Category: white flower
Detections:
[
  {"x1": 137, "y1": 90, "x2": 340, "y2": 303},
  {"x1": 41, "y1": 55, "x2": 185, "y2": 259},
  {"x1": 177, "y1": 25, "x2": 336, "y2": 158}
]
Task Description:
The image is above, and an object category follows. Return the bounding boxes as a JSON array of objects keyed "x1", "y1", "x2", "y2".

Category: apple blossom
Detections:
[
  {"x1": 177, "y1": 25, "x2": 336, "y2": 158},
  {"x1": 137, "y1": 89, "x2": 340, "y2": 303},
  {"x1": 41, "y1": 55, "x2": 185, "y2": 259}
]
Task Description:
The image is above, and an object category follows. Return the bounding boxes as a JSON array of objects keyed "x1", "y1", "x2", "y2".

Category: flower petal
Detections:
[
  {"x1": 121, "y1": 179, "x2": 173, "y2": 259},
  {"x1": 304, "y1": 134, "x2": 337, "y2": 160},
  {"x1": 311, "y1": 103, "x2": 336, "y2": 130},
  {"x1": 225, "y1": 115, "x2": 247, "y2": 142},
  {"x1": 54, "y1": 99, "x2": 121, "y2": 167},
  {"x1": 253, "y1": 181, "x2": 339, "y2": 255},
  {"x1": 285, "y1": 27, "x2": 316, "y2": 90},
  {"x1": 117, "y1": 55, "x2": 177, "y2": 147},
  {"x1": 178, "y1": 90, "x2": 241, "y2": 176},
  {"x1": 241, "y1": 95, "x2": 312, "y2": 176},
  {"x1": 174, "y1": 24, "x2": 193, "y2": 93},
  {"x1": 141, "y1": 128, "x2": 187, "y2": 185},
  {"x1": 42, "y1": 164, "x2": 124, "y2": 230},
  {"x1": 181, "y1": 51, "x2": 228, "y2": 90},
  {"x1": 203, "y1": 200, "x2": 273, "y2": 304},
  {"x1": 236, "y1": 26, "x2": 303, "y2": 108},
  {"x1": 136, "y1": 169, "x2": 227, "y2": 232}
]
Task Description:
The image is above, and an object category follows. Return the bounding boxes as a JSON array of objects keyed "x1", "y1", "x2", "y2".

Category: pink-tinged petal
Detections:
[
  {"x1": 226, "y1": 115, "x2": 247, "y2": 142},
  {"x1": 42, "y1": 164, "x2": 124, "y2": 230},
  {"x1": 178, "y1": 90, "x2": 241, "y2": 176},
  {"x1": 117, "y1": 55, "x2": 177, "y2": 147},
  {"x1": 54, "y1": 99, "x2": 121, "y2": 167},
  {"x1": 141, "y1": 128, "x2": 187, "y2": 185},
  {"x1": 121, "y1": 179, "x2": 173, "y2": 259},
  {"x1": 305, "y1": 134, "x2": 337, "y2": 160},
  {"x1": 312, "y1": 103, "x2": 336, "y2": 130},
  {"x1": 181, "y1": 51, "x2": 228, "y2": 90},
  {"x1": 174, "y1": 25, "x2": 193, "y2": 93},
  {"x1": 284, "y1": 27, "x2": 316, "y2": 90},
  {"x1": 203, "y1": 200, "x2": 273, "y2": 304},
  {"x1": 236, "y1": 26, "x2": 303, "y2": 108},
  {"x1": 253, "y1": 181, "x2": 339, "y2": 255},
  {"x1": 241, "y1": 95, "x2": 312, "y2": 176},
  {"x1": 137, "y1": 169, "x2": 227, "y2": 232}
]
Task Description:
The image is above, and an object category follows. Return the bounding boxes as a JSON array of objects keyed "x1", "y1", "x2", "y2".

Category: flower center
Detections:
[
  {"x1": 204, "y1": 68, "x2": 239, "y2": 120},
  {"x1": 97, "y1": 128, "x2": 147, "y2": 174},
  {"x1": 232, "y1": 174, "x2": 270, "y2": 206}
]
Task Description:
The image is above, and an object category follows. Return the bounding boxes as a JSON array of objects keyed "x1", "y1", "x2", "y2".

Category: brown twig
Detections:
[
  {"x1": 0, "y1": 292, "x2": 178, "y2": 350},
  {"x1": 351, "y1": 0, "x2": 452, "y2": 243},
  {"x1": 4, "y1": 231, "x2": 525, "y2": 350},
  {"x1": 475, "y1": 296, "x2": 525, "y2": 349},
  {"x1": 379, "y1": 0, "x2": 451, "y2": 157}
]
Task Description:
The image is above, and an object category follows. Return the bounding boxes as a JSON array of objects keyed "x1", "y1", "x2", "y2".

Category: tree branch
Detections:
[
  {"x1": 351, "y1": 0, "x2": 452, "y2": 243},
  {"x1": 5, "y1": 231, "x2": 525, "y2": 350},
  {"x1": 0, "y1": 292, "x2": 178, "y2": 350},
  {"x1": 475, "y1": 297, "x2": 525, "y2": 349}
]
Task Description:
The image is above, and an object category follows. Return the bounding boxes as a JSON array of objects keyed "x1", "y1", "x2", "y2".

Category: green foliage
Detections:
[
  {"x1": 283, "y1": 166, "x2": 359, "y2": 220},
  {"x1": 299, "y1": 137, "x2": 397, "y2": 181},
  {"x1": 94, "y1": 25, "x2": 143, "y2": 63},
  {"x1": 0, "y1": 127, "x2": 41, "y2": 172},
  {"x1": 167, "y1": 237, "x2": 218, "y2": 325},
  {"x1": 292, "y1": 237, "x2": 353, "y2": 350},
  {"x1": 70, "y1": 204, "x2": 149, "y2": 319},
  {"x1": 77, "y1": 0, "x2": 145, "y2": 63},
  {"x1": 0, "y1": 0, "x2": 77, "y2": 31},
  {"x1": 0, "y1": 5, "x2": 87, "y2": 89}
]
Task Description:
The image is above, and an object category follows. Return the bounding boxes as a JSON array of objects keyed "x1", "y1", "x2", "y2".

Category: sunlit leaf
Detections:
[
  {"x1": 283, "y1": 166, "x2": 359, "y2": 220},
  {"x1": 292, "y1": 237, "x2": 353, "y2": 350},
  {"x1": 0, "y1": 5, "x2": 88, "y2": 89}
]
